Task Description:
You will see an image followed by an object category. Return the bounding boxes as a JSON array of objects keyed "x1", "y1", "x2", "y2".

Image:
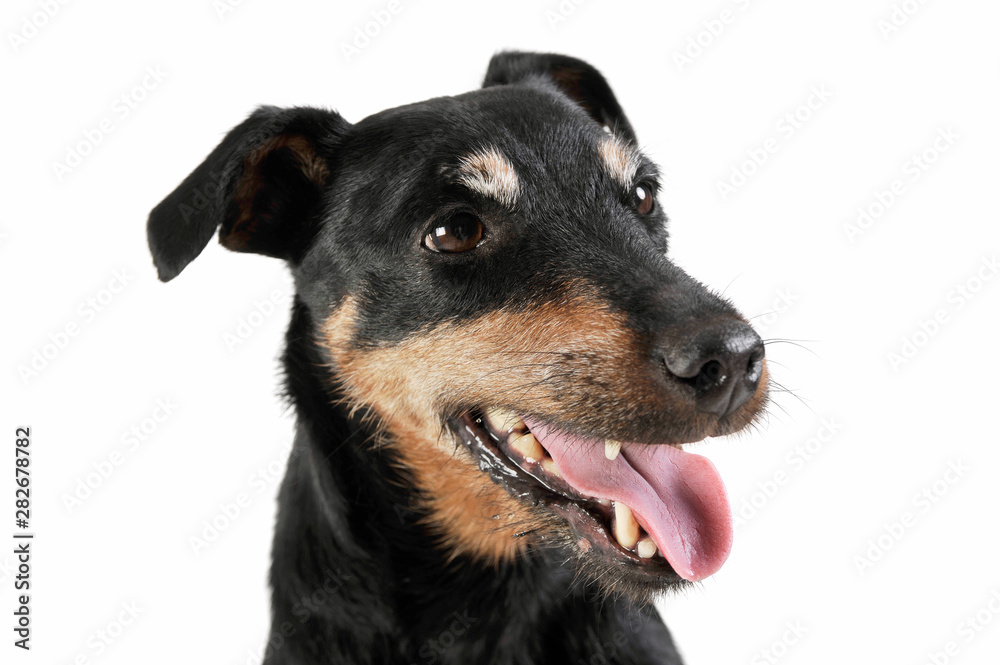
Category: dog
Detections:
[{"x1": 147, "y1": 51, "x2": 768, "y2": 665}]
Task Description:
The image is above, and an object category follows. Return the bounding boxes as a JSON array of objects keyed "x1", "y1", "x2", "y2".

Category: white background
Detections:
[{"x1": 3, "y1": 1, "x2": 1000, "y2": 663}]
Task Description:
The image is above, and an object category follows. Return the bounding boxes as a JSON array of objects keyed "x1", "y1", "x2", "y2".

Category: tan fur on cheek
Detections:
[
  {"x1": 323, "y1": 294, "x2": 645, "y2": 432},
  {"x1": 321, "y1": 294, "x2": 640, "y2": 565},
  {"x1": 387, "y1": 424, "x2": 551, "y2": 565}
]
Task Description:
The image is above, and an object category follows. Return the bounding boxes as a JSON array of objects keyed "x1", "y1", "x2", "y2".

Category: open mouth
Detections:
[{"x1": 452, "y1": 409, "x2": 733, "y2": 582}]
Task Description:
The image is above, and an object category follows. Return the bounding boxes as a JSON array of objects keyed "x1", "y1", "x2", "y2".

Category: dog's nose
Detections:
[{"x1": 660, "y1": 321, "x2": 765, "y2": 418}]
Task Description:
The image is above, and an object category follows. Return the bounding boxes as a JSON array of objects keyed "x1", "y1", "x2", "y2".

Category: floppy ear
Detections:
[
  {"x1": 483, "y1": 51, "x2": 637, "y2": 143},
  {"x1": 147, "y1": 105, "x2": 350, "y2": 282}
]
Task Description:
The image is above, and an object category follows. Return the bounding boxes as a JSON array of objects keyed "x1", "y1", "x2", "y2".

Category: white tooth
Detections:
[
  {"x1": 637, "y1": 536, "x2": 657, "y2": 559},
  {"x1": 540, "y1": 457, "x2": 562, "y2": 478},
  {"x1": 605, "y1": 439, "x2": 621, "y2": 461},
  {"x1": 485, "y1": 408, "x2": 526, "y2": 435},
  {"x1": 613, "y1": 502, "x2": 640, "y2": 550},
  {"x1": 510, "y1": 432, "x2": 545, "y2": 462}
]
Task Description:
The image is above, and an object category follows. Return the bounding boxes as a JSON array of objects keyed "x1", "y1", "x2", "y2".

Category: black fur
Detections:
[{"x1": 148, "y1": 52, "x2": 764, "y2": 664}]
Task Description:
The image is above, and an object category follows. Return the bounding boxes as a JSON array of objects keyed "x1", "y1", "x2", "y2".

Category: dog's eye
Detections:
[
  {"x1": 632, "y1": 183, "x2": 655, "y2": 215},
  {"x1": 423, "y1": 212, "x2": 484, "y2": 253}
]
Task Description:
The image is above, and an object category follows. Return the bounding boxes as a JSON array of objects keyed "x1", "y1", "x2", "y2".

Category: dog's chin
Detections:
[{"x1": 449, "y1": 410, "x2": 721, "y2": 597}]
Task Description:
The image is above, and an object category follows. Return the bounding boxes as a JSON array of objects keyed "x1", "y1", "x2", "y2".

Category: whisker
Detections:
[
  {"x1": 719, "y1": 273, "x2": 742, "y2": 297},
  {"x1": 485, "y1": 373, "x2": 575, "y2": 399},
  {"x1": 465, "y1": 362, "x2": 562, "y2": 387},
  {"x1": 762, "y1": 338, "x2": 820, "y2": 358},
  {"x1": 767, "y1": 398, "x2": 792, "y2": 420},
  {"x1": 768, "y1": 379, "x2": 814, "y2": 414},
  {"x1": 494, "y1": 350, "x2": 572, "y2": 356}
]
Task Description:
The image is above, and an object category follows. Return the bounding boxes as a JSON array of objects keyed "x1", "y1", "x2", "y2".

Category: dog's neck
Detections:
[{"x1": 261, "y1": 300, "x2": 680, "y2": 665}]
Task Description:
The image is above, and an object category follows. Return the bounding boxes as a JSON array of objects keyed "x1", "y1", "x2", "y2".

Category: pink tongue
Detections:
[{"x1": 524, "y1": 419, "x2": 732, "y2": 582}]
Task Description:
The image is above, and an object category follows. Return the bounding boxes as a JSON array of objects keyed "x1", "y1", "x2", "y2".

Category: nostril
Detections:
[
  {"x1": 658, "y1": 320, "x2": 764, "y2": 418},
  {"x1": 692, "y1": 359, "x2": 726, "y2": 393}
]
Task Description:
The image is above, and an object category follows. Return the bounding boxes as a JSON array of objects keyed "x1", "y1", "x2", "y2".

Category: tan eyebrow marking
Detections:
[
  {"x1": 598, "y1": 134, "x2": 642, "y2": 187},
  {"x1": 457, "y1": 146, "x2": 520, "y2": 208}
]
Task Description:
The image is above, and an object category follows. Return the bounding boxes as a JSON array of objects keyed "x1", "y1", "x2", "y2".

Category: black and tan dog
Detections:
[{"x1": 148, "y1": 52, "x2": 768, "y2": 664}]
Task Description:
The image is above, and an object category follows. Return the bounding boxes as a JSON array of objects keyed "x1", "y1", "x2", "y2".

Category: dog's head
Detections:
[{"x1": 149, "y1": 52, "x2": 768, "y2": 596}]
